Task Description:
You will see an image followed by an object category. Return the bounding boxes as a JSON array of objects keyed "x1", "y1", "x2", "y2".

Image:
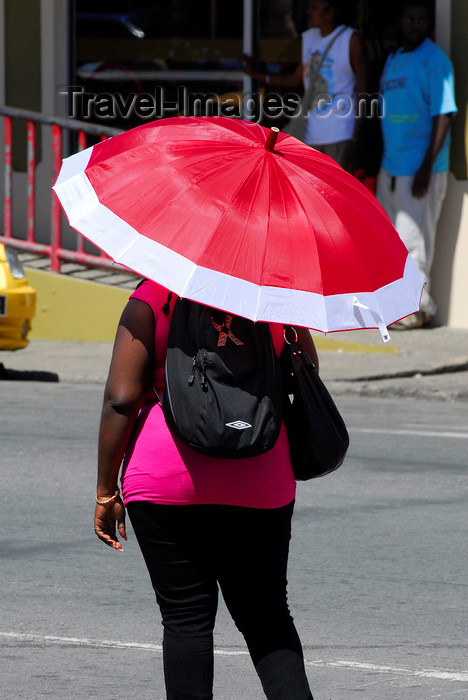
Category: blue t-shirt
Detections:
[{"x1": 379, "y1": 38, "x2": 457, "y2": 176}]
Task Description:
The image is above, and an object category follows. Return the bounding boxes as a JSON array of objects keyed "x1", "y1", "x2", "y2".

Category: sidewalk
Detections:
[
  {"x1": 316, "y1": 325, "x2": 468, "y2": 401},
  {"x1": 2, "y1": 325, "x2": 468, "y2": 401}
]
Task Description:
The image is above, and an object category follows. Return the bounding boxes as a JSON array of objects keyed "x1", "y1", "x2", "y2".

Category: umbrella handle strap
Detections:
[{"x1": 352, "y1": 297, "x2": 390, "y2": 343}]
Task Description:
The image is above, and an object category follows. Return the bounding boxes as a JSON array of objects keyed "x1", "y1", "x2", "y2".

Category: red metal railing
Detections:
[
  {"x1": 0, "y1": 106, "x2": 124, "y2": 273},
  {"x1": 3, "y1": 113, "x2": 12, "y2": 241}
]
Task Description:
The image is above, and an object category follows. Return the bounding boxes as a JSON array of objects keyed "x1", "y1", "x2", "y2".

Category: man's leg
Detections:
[
  {"x1": 376, "y1": 167, "x2": 396, "y2": 223},
  {"x1": 309, "y1": 140, "x2": 353, "y2": 170},
  {"x1": 393, "y1": 171, "x2": 447, "y2": 317}
]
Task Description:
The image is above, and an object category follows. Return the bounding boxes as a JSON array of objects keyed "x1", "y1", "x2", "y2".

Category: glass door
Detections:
[{"x1": 72, "y1": 0, "x2": 252, "y2": 128}]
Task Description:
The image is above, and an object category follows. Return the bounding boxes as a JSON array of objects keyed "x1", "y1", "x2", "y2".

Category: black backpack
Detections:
[{"x1": 161, "y1": 297, "x2": 284, "y2": 458}]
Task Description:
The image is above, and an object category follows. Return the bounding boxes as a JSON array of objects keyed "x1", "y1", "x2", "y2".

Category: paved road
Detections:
[{"x1": 1, "y1": 382, "x2": 467, "y2": 699}]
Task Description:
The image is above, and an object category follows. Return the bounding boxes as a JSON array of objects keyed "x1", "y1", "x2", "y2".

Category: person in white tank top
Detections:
[
  {"x1": 242, "y1": 0, "x2": 367, "y2": 171},
  {"x1": 302, "y1": 23, "x2": 356, "y2": 147}
]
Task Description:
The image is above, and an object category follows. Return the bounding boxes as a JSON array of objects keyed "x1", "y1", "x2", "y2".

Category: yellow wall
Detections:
[
  {"x1": 450, "y1": 0, "x2": 468, "y2": 180},
  {"x1": 432, "y1": 174, "x2": 468, "y2": 327},
  {"x1": 26, "y1": 268, "x2": 130, "y2": 342},
  {"x1": 429, "y1": 0, "x2": 468, "y2": 327}
]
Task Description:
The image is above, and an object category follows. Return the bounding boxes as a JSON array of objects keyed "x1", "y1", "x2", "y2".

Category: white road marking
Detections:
[
  {"x1": 307, "y1": 659, "x2": 468, "y2": 683},
  {"x1": 406, "y1": 422, "x2": 468, "y2": 431},
  {"x1": 0, "y1": 632, "x2": 245, "y2": 655},
  {"x1": 350, "y1": 427, "x2": 468, "y2": 439},
  {"x1": 1, "y1": 632, "x2": 467, "y2": 682}
]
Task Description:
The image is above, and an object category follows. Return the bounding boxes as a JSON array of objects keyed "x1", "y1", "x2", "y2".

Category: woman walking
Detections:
[{"x1": 94, "y1": 279, "x2": 317, "y2": 699}]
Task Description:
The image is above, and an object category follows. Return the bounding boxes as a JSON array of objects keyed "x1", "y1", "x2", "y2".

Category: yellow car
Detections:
[{"x1": 0, "y1": 244, "x2": 36, "y2": 350}]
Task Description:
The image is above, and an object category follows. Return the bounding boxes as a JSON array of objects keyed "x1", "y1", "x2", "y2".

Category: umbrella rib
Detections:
[
  {"x1": 278, "y1": 159, "x2": 410, "y2": 329},
  {"x1": 259, "y1": 155, "x2": 330, "y2": 330},
  {"x1": 166, "y1": 151, "x2": 263, "y2": 254},
  {"x1": 166, "y1": 148, "x2": 267, "y2": 270},
  {"x1": 280, "y1": 157, "x2": 405, "y2": 290},
  {"x1": 271, "y1": 156, "x2": 323, "y2": 274},
  {"x1": 221, "y1": 152, "x2": 270, "y2": 317}
]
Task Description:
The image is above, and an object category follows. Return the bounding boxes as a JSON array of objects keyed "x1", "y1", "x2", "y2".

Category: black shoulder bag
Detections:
[{"x1": 281, "y1": 328, "x2": 349, "y2": 480}]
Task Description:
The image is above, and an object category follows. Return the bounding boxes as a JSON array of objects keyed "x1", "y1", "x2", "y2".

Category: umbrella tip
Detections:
[{"x1": 264, "y1": 127, "x2": 279, "y2": 152}]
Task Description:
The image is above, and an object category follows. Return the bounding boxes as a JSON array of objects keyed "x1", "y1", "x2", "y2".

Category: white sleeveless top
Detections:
[{"x1": 301, "y1": 25, "x2": 356, "y2": 145}]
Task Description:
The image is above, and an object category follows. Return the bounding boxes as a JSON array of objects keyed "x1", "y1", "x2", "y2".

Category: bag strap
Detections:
[
  {"x1": 152, "y1": 291, "x2": 176, "y2": 404},
  {"x1": 302, "y1": 25, "x2": 348, "y2": 113},
  {"x1": 283, "y1": 326, "x2": 317, "y2": 371}
]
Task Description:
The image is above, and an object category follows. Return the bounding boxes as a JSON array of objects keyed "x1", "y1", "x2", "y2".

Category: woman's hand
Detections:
[
  {"x1": 94, "y1": 497, "x2": 127, "y2": 551},
  {"x1": 239, "y1": 53, "x2": 253, "y2": 76},
  {"x1": 412, "y1": 160, "x2": 432, "y2": 198}
]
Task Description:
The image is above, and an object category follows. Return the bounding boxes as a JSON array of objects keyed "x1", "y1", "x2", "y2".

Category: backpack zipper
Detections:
[{"x1": 188, "y1": 351, "x2": 209, "y2": 391}]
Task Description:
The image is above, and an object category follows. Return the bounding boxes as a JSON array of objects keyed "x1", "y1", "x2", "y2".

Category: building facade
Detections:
[{"x1": 1, "y1": 0, "x2": 467, "y2": 327}]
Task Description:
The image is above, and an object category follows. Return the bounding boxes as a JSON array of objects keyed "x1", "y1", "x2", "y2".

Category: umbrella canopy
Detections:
[{"x1": 53, "y1": 116, "x2": 424, "y2": 340}]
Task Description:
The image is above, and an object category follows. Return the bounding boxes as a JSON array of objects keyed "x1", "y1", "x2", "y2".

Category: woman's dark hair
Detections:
[{"x1": 162, "y1": 291, "x2": 173, "y2": 315}]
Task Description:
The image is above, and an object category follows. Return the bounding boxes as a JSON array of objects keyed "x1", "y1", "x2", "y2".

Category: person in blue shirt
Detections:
[{"x1": 377, "y1": 0, "x2": 457, "y2": 328}]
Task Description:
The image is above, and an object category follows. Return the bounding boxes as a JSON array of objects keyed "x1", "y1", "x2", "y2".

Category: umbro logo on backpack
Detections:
[{"x1": 226, "y1": 421, "x2": 252, "y2": 430}]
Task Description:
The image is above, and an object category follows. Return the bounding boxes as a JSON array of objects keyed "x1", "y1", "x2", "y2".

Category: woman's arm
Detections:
[
  {"x1": 296, "y1": 326, "x2": 319, "y2": 373},
  {"x1": 350, "y1": 31, "x2": 367, "y2": 97},
  {"x1": 412, "y1": 113, "x2": 452, "y2": 198},
  {"x1": 94, "y1": 298, "x2": 155, "y2": 550},
  {"x1": 241, "y1": 53, "x2": 303, "y2": 89},
  {"x1": 344, "y1": 31, "x2": 368, "y2": 172}
]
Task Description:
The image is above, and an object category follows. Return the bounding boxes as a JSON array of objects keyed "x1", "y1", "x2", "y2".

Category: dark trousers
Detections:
[{"x1": 127, "y1": 500, "x2": 313, "y2": 700}]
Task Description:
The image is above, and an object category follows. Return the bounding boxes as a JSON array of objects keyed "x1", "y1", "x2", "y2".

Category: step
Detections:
[{"x1": 18, "y1": 251, "x2": 140, "y2": 290}]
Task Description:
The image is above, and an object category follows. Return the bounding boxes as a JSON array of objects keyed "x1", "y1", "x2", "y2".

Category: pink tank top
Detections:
[{"x1": 120, "y1": 281, "x2": 296, "y2": 508}]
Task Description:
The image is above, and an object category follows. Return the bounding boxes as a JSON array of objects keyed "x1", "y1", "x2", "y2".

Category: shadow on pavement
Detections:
[{"x1": 0, "y1": 362, "x2": 59, "y2": 382}]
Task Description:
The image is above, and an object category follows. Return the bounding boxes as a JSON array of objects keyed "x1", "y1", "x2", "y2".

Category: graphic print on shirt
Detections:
[
  {"x1": 380, "y1": 77, "x2": 408, "y2": 93},
  {"x1": 301, "y1": 26, "x2": 355, "y2": 144},
  {"x1": 304, "y1": 50, "x2": 332, "y2": 115}
]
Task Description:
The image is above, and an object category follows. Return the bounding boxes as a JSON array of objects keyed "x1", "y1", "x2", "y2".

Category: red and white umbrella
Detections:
[{"x1": 53, "y1": 116, "x2": 424, "y2": 341}]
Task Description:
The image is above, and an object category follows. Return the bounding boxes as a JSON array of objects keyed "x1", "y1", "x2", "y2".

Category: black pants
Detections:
[{"x1": 127, "y1": 500, "x2": 313, "y2": 700}]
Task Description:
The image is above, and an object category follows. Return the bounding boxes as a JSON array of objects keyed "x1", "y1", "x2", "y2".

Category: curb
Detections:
[
  {"x1": 328, "y1": 373, "x2": 468, "y2": 402},
  {"x1": 313, "y1": 335, "x2": 399, "y2": 355},
  {"x1": 335, "y1": 360, "x2": 468, "y2": 383}
]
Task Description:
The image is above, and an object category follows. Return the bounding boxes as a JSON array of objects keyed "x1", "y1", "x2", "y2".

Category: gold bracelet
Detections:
[{"x1": 96, "y1": 489, "x2": 120, "y2": 505}]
